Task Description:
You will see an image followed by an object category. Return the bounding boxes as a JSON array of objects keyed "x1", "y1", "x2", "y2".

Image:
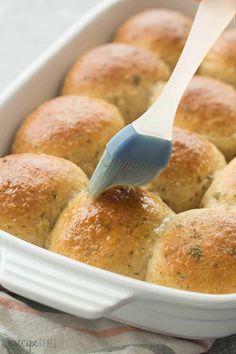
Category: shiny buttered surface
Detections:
[
  {"x1": 114, "y1": 8, "x2": 192, "y2": 70},
  {"x1": 61, "y1": 43, "x2": 170, "y2": 123},
  {"x1": 144, "y1": 128, "x2": 226, "y2": 213},
  {"x1": 12, "y1": 96, "x2": 124, "y2": 177},
  {"x1": 3, "y1": 7, "x2": 236, "y2": 295},
  {"x1": 0, "y1": 154, "x2": 88, "y2": 247},
  {"x1": 46, "y1": 186, "x2": 174, "y2": 280},
  {"x1": 146, "y1": 209, "x2": 236, "y2": 294}
]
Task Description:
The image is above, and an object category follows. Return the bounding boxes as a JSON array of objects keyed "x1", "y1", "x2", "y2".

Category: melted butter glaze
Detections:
[{"x1": 47, "y1": 186, "x2": 174, "y2": 280}]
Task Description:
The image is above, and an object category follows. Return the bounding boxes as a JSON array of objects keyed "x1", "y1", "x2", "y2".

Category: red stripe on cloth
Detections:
[
  {"x1": 0, "y1": 296, "x2": 141, "y2": 339},
  {"x1": 0, "y1": 295, "x2": 140, "y2": 338},
  {"x1": 187, "y1": 339, "x2": 213, "y2": 352},
  {"x1": 0, "y1": 296, "x2": 39, "y2": 316},
  {"x1": 78, "y1": 325, "x2": 140, "y2": 338}
]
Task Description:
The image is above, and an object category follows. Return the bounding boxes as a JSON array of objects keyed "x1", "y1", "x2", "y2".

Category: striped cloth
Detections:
[{"x1": 0, "y1": 286, "x2": 214, "y2": 354}]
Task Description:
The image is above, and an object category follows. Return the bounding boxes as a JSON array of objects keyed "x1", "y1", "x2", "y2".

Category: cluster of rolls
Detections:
[{"x1": 1, "y1": 8, "x2": 236, "y2": 295}]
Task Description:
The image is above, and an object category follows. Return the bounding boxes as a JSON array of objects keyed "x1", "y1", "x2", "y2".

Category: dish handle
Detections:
[{"x1": 0, "y1": 231, "x2": 135, "y2": 319}]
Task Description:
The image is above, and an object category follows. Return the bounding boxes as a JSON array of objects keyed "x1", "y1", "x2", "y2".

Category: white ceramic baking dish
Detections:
[{"x1": 0, "y1": 0, "x2": 236, "y2": 340}]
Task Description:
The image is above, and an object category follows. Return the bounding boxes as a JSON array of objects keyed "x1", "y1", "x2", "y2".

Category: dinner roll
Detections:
[
  {"x1": 12, "y1": 96, "x2": 124, "y2": 177},
  {"x1": 149, "y1": 81, "x2": 166, "y2": 106},
  {"x1": 46, "y1": 186, "x2": 174, "y2": 280},
  {"x1": 175, "y1": 76, "x2": 236, "y2": 161},
  {"x1": 143, "y1": 128, "x2": 226, "y2": 213},
  {"x1": 61, "y1": 43, "x2": 170, "y2": 124},
  {"x1": 114, "y1": 9, "x2": 192, "y2": 70},
  {"x1": 199, "y1": 29, "x2": 236, "y2": 88},
  {"x1": 202, "y1": 157, "x2": 236, "y2": 211},
  {"x1": 146, "y1": 209, "x2": 236, "y2": 294},
  {"x1": 0, "y1": 154, "x2": 88, "y2": 247}
]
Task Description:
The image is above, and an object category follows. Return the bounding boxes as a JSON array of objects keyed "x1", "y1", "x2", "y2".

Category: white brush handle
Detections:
[{"x1": 133, "y1": 0, "x2": 236, "y2": 140}]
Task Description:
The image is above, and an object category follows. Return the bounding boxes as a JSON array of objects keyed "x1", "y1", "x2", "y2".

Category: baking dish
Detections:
[{"x1": 0, "y1": 0, "x2": 236, "y2": 340}]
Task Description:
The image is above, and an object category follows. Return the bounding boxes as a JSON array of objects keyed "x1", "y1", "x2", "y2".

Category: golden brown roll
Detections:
[
  {"x1": 149, "y1": 81, "x2": 166, "y2": 106},
  {"x1": 202, "y1": 157, "x2": 236, "y2": 211},
  {"x1": 146, "y1": 209, "x2": 236, "y2": 294},
  {"x1": 114, "y1": 9, "x2": 192, "y2": 70},
  {"x1": 12, "y1": 96, "x2": 124, "y2": 178},
  {"x1": 0, "y1": 153, "x2": 88, "y2": 247},
  {"x1": 46, "y1": 186, "x2": 174, "y2": 280},
  {"x1": 143, "y1": 127, "x2": 226, "y2": 213},
  {"x1": 175, "y1": 76, "x2": 236, "y2": 161},
  {"x1": 61, "y1": 43, "x2": 170, "y2": 123},
  {"x1": 199, "y1": 29, "x2": 236, "y2": 88}
]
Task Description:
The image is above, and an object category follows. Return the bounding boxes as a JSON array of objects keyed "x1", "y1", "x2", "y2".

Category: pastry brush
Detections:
[{"x1": 88, "y1": 0, "x2": 236, "y2": 197}]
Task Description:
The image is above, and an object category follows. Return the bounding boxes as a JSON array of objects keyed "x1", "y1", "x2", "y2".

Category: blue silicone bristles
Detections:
[{"x1": 88, "y1": 124, "x2": 172, "y2": 197}]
